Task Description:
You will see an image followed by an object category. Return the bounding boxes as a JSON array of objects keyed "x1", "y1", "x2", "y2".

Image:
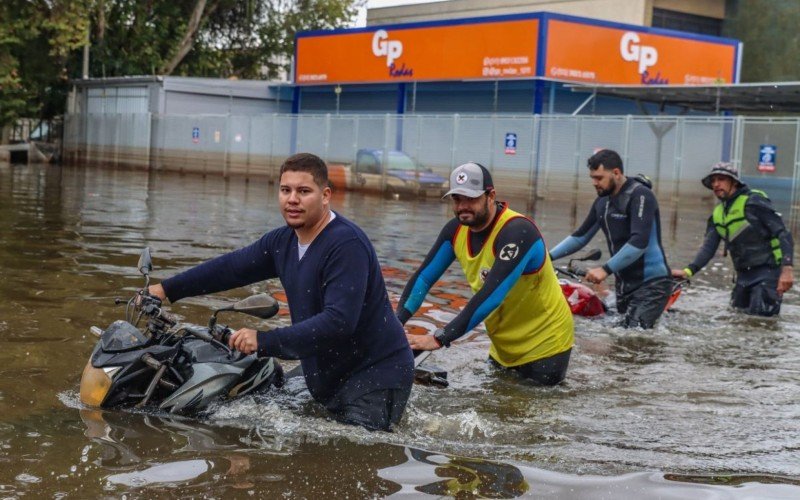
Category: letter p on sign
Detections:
[{"x1": 372, "y1": 29, "x2": 403, "y2": 67}]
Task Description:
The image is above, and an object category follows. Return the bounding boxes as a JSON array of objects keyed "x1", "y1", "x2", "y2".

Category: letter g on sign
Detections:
[
  {"x1": 372, "y1": 29, "x2": 403, "y2": 67},
  {"x1": 620, "y1": 32, "x2": 658, "y2": 74}
]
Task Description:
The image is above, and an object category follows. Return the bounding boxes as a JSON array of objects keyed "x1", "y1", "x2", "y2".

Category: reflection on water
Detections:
[
  {"x1": 0, "y1": 163, "x2": 799, "y2": 497},
  {"x1": 7, "y1": 408, "x2": 796, "y2": 498}
]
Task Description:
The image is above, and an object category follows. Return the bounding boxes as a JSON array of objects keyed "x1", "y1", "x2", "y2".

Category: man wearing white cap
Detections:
[
  {"x1": 672, "y1": 162, "x2": 794, "y2": 316},
  {"x1": 396, "y1": 162, "x2": 574, "y2": 385}
]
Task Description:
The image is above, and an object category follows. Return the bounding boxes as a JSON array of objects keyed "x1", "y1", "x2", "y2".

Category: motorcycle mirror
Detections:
[
  {"x1": 577, "y1": 248, "x2": 602, "y2": 262},
  {"x1": 138, "y1": 247, "x2": 153, "y2": 276},
  {"x1": 215, "y1": 293, "x2": 279, "y2": 320}
]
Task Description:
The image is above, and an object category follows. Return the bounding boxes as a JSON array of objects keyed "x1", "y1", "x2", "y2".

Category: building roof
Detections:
[
  {"x1": 70, "y1": 76, "x2": 292, "y2": 100},
  {"x1": 567, "y1": 81, "x2": 800, "y2": 113}
]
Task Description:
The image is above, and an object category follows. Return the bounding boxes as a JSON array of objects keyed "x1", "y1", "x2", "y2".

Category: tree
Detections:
[
  {"x1": 84, "y1": 0, "x2": 363, "y2": 80},
  {"x1": 724, "y1": 0, "x2": 800, "y2": 82},
  {"x1": 0, "y1": 0, "x2": 362, "y2": 127},
  {"x1": 1, "y1": 1, "x2": 90, "y2": 127}
]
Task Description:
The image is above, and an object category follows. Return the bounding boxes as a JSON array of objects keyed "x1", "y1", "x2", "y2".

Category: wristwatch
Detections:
[{"x1": 433, "y1": 328, "x2": 449, "y2": 348}]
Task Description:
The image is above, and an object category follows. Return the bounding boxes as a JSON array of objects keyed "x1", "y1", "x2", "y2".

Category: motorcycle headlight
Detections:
[{"x1": 79, "y1": 361, "x2": 119, "y2": 407}]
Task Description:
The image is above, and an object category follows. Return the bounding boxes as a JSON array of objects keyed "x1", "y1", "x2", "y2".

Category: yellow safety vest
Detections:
[
  {"x1": 712, "y1": 189, "x2": 782, "y2": 270},
  {"x1": 453, "y1": 204, "x2": 574, "y2": 367}
]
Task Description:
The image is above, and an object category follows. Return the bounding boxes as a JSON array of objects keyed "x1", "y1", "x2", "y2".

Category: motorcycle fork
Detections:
[{"x1": 137, "y1": 353, "x2": 176, "y2": 407}]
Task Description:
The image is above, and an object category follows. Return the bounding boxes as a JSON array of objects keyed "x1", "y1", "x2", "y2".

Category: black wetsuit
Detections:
[
  {"x1": 550, "y1": 177, "x2": 672, "y2": 328},
  {"x1": 684, "y1": 186, "x2": 794, "y2": 317}
]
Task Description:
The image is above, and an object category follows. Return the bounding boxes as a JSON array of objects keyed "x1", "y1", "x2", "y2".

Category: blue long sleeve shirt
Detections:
[
  {"x1": 396, "y1": 207, "x2": 547, "y2": 344},
  {"x1": 162, "y1": 213, "x2": 413, "y2": 408}
]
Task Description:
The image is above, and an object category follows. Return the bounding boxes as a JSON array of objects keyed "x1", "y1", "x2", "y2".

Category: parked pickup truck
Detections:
[{"x1": 328, "y1": 149, "x2": 448, "y2": 198}]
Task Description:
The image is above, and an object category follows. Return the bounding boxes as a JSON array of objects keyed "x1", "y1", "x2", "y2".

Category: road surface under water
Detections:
[{"x1": 0, "y1": 163, "x2": 799, "y2": 498}]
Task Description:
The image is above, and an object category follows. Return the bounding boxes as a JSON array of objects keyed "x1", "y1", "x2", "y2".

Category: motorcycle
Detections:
[
  {"x1": 554, "y1": 249, "x2": 608, "y2": 317},
  {"x1": 554, "y1": 248, "x2": 687, "y2": 317},
  {"x1": 80, "y1": 248, "x2": 284, "y2": 415}
]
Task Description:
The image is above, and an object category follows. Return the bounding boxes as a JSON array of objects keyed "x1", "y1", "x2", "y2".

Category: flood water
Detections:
[{"x1": 1, "y1": 162, "x2": 799, "y2": 498}]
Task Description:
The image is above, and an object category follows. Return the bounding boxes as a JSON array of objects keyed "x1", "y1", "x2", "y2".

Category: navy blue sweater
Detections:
[{"x1": 161, "y1": 213, "x2": 414, "y2": 408}]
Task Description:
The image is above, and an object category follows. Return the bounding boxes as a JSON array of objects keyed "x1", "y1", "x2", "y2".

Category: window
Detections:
[
  {"x1": 652, "y1": 8, "x2": 722, "y2": 37},
  {"x1": 357, "y1": 153, "x2": 380, "y2": 174},
  {"x1": 386, "y1": 152, "x2": 417, "y2": 171}
]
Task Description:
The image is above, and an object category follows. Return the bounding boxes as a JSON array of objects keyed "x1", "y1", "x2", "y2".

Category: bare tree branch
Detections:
[
  {"x1": 95, "y1": 0, "x2": 106, "y2": 43},
  {"x1": 159, "y1": 0, "x2": 219, "y2": 75}
]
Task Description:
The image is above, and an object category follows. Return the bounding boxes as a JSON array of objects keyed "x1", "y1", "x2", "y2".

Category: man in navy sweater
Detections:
[{"x1": 147, "y1": 153, "x2": 414, "y2": 431}]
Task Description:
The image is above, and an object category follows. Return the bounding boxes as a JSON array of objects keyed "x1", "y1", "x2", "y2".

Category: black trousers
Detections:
[
  {"x1": 330, "y1": 385, "x2": 412, "y2": 432},
  {"x1": 489, "y1": 348, "x2": 571, "y2": 386},
  {"x1": 285, "y1": 363, "x2": 412, "y2": 432},
  {"x1": 731, "y1": 267, "x2": 782, "y2": 317},
  {"x1": 616, "y1": 277, "x2": 673, "y2": 329}
]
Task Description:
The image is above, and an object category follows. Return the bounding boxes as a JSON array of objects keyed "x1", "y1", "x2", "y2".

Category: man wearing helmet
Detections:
[{"x1": 672, "y1": 162, "x2": 794, "y2": 316}]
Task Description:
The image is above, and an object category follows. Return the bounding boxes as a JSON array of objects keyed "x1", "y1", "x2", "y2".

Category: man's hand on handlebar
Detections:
[
  {"x1": 148, "y1": 284, "x2": 167, "y2": 301},
  {"x1": 136, "y1": 284, "x2": 166, "y2": 307},
  {"x1": 584, "y1": 267, "x2": 609, "y2": 285},
  {"x1": 229, "y1": 328, "x2": 258, "y2": 355},
  {"x1": 671, "y1": 269, "x2": 688, "y2": 279},
  {"x1": 406, "y1": 332, "x2": 442, "y2": 352}
]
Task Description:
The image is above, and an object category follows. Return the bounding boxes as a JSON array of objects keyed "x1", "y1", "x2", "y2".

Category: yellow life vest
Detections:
[
  {"x1": 453, "y1": 204, "x2": 574, "y2": 367},
  {"x1": 712, "y1": 189, "x2": 782, "y2": 270}
]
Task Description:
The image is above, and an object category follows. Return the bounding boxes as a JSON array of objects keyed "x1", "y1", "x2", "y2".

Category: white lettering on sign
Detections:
[
  {"x1": 372, "y1": 29, "x2": 403, "y2": 67},
  {"x1": 620, "y1": 32, "x2": 658, "y2": 74}
]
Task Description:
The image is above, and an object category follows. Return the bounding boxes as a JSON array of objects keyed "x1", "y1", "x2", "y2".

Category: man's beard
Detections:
[
  {"x1": 714, "y1": 190, "x2": 730, "y2": 201},
  {"x1": 596, "y1": 178, "x2": 617, "y2": 197},
  {"x1": 457, "y1": 199, "x2": 491, "y2": 228}
]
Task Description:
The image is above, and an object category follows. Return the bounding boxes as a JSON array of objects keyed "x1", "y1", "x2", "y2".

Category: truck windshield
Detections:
[{"x1": 386, "y1": 152, "x2": 418, "y2": 171}]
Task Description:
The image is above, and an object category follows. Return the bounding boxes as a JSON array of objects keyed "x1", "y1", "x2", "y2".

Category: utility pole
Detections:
[{"x1": 82, "y1": 25, "x2": 90, "y2": 79}]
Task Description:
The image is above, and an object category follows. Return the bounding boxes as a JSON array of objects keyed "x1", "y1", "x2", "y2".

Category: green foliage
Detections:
[
  {"x1": 0, "y1": 0, "x2": 362, "y2": 126},
  {"x1": 0, "y1": 1, "x2": 91, "y2": 126},
  {"x1": 724, "y1": 0, "x2": 800, "y2": 82}
]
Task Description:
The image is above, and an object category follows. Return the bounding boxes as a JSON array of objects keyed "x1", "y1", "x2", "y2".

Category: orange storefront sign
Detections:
[
  {"x1": 545, "y1": 19, "x2": 737, "y2": 85},
  {"x1": 295, "y1": 19, "x2": 539, "y2": 85}
]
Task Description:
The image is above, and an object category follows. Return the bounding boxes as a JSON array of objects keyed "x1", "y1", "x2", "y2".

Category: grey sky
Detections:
[{"x1": 356, "y1": 0, "x2": 450, "y2": 26}]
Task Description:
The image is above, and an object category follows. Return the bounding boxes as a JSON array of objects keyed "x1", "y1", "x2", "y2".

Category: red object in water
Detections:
[
  {"x1": 664, "y1": 285, "x2": 682, "y2": 311},
  {"x1": 560, "y1": 280, "x2": 606, "y2": 317}
]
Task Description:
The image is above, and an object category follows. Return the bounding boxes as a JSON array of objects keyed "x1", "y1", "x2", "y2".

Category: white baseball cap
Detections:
[{"x1": 443, "y1": 162, "x2": 494, "y2": 198}]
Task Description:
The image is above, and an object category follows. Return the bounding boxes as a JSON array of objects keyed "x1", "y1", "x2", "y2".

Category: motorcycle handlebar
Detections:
[
  {"x1": 184, "y1": 326, "x2": 214, "y2": 342},
  {"x1": 211, "y1": 324, "x2": 233, "y2": 345},
  {"x1": 555, "y1": 266, "x2": 585, "y2": 279},
  {"x1": 133, "y1": 292, "x2": 181, "y2": 327},
  {"x1": 136, "y1": 292, "x2": 161, "y2": 309},
  {"x1": 571, "y1": 266, "x2": 587, "y2": 277},
  {"x1": 671, "y1": 277, "x2": 689, "y2": 292}
]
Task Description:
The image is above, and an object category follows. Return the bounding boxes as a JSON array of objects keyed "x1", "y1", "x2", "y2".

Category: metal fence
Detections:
[{"x1": 63, "y1": 113, "x2": 800, "y2": 232}]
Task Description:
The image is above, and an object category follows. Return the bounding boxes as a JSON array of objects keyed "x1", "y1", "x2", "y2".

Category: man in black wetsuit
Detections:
[
  {"x1": 549, "y1": 149, "x2": 672, "y2": 329},
  {"x1": 672, "y1": 162, "x2": 793, "y2": 316},
  {"x1": 397, "y1": 162, "x2": 574, "y2": 386}
]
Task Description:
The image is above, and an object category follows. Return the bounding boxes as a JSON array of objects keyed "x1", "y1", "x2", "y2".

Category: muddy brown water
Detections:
[{"x1": 1, "y1": 163, "x2": 799, "y2": 498}]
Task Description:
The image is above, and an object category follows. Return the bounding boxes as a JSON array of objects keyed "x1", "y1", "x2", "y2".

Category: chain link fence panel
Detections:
[{"x1": 64, "y1": 112, "x2": 800, "y2": 233}]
